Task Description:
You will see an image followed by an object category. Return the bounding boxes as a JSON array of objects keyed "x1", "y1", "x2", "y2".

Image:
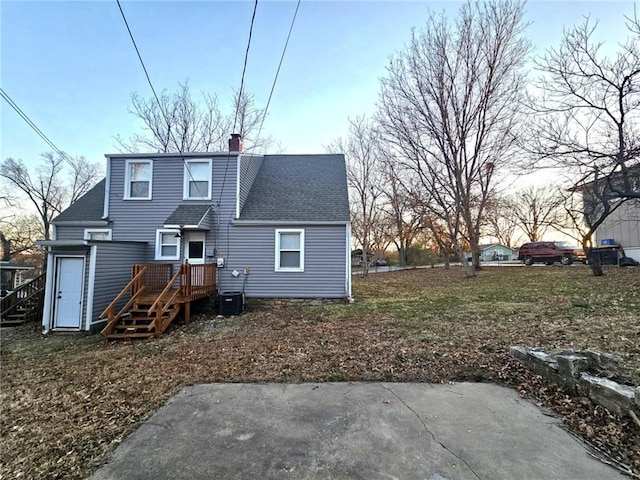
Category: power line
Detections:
[
  {"x1": 232, "y1": 0, "x2": 259, "y2": 136},
  {"x1": 220, "y1": 0, "x2": 259, "y2": 207},
  {"x1": 115, "y1": 0, "x2": 205, "y2": 199},
  {"x1": 0, "y1": 87, "x2": 75, "y2": 166},
  {"x1": 255, "y1": 0, "x2": 300, "y2": 145}
]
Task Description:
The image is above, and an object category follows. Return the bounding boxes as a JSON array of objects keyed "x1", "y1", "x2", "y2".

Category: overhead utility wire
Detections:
[
  {"x1": 232, "y1": 0, "x2": 259, "y2": 135},
  {"x1": 115, "y1": 0, "x2": 205, "y2": 199},
  {"x1": 1, "y1": 87, "x2": 76, "y2": 166},
  {"x1": 220, "y1": 0, "x2": 259, "y2": 207},
  {"x1": 255, "y1": 0, "x2": 300, "y2": 144}
]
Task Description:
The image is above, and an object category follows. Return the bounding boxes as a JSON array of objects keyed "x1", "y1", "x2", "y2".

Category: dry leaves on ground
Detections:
[{"x1": 1, "y1": 266, "x2": 639, "y2": 479}]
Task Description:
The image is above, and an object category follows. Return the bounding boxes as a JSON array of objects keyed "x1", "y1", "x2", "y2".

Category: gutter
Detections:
[{"x1": 232, "y1": 220, "x2": 350, "y2": 226}]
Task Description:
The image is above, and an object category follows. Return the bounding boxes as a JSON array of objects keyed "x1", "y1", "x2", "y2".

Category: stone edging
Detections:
[{"x1": 510, "y1": 346, "x2": 640, "y2": 418}]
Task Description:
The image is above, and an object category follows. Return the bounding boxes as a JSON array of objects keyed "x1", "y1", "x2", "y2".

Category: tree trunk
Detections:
[
  {"x1": 361, "y1": 249, "x2": 369, "y2": 276},
  {"x1": 441, "y1": 249, "x2": 450, "y2": 269},
  {"x1": 456, "y1": 245, "x2": 475, "y2": 278},
  {"x1": 472, "y1": 250, "x2": 482, "y2": 271},
  {"x1": 587, "y1": 248, "x2": 604, "y2": 276},
  {"x1": 398, "y1": 245, "x2": 407, "y2": 267}
]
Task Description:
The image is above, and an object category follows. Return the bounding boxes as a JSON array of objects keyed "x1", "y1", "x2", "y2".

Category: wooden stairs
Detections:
[
  {"x1": 1, "y1": 273, "x2": 46, "y2": 327},
  {"x1": 100, "y1": 263, "x2": 216, "y2": 340},
  {"x1": 104, "y1": 298, "x2": 182, "y2": 340}
]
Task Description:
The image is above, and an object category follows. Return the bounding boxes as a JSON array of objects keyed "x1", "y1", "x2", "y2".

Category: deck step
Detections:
[
  {"x1": 105, "y1": 332, "x2": 154, "y2": 339},
  {"x1": 119, "y1": 316, "x2": 155, "y2": 322},
  {"x1": 0, "y1": 319, "x2": 26, "y2": 327},
  {"x1": 114, "y1": 324, "x2": 154, "y2": 332}
]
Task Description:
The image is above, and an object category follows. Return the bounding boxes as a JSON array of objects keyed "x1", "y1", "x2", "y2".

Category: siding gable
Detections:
[{"x1": 237, "y1": 154, "x2": 264, "y2": 218}]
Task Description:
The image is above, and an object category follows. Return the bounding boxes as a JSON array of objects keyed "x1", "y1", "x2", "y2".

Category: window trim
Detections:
[
  {"x1": 155, "y1": 229, "x2": 181, "y2": 261},
  {"x1": 83, "y1": 228, "x2": 112, "y2": 241},
  {"x1": 183, "y1": 159, "x2": 212, "y2": 200},
  {"x1": 274, "y1": 229, "x2": 305, "y2": 272},
  {"x1": 124, "y1": 159, "x2": 153, "y2": 200}
]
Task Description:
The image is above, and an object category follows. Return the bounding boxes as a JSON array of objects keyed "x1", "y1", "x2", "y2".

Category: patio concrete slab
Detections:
[{"x1": 89, "y1": 382, "x2": 625, "y2": 480}]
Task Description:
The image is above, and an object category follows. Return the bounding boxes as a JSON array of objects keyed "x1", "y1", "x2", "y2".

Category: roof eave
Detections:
[
  {"x1": 233, "y1": 220, "x2": 350, "y2": 226},
  {"x1": 105, "y1": 152, "x2": 239, "y2": 159},
  {"x1": 52, "y1": 220, "x2": 110, "y2": 227}
]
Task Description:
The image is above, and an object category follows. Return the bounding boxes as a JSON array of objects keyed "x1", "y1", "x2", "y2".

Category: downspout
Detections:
[
  {"x1": 42, "y1": 251, "x2": 55, "y2": 335},
  {"x1": 102, "y1": 155, "x2": 111, "y2": 220},
  {"x1": 85, "y1": 245, "x2": 97, "y2": 331},
  {"x1": 346, "y1": 223, "x2": 353, "y2": 302}
]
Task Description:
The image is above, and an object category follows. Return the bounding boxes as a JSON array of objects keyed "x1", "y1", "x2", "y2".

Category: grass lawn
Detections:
[{"x1": 1, "y1": 266, "x2": 639, "y2": 479}]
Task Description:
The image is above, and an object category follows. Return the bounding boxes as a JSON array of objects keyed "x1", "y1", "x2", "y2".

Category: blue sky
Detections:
[{"x1": 1, "y1": 1, "x2": 637, "y2": 171}]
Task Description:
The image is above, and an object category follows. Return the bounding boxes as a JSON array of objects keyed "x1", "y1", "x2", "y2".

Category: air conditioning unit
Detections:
[{"x1": 219, "y1": 291, "x2": 244, "y2": 315}]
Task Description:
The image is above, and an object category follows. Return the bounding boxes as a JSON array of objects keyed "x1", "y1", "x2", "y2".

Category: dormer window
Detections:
[
  {"x1": 184, "y1": 160, "x2": 212, "y2": 200},
  {"x1": 124, "y1": 160, "x2": 152, "y2": 200}
]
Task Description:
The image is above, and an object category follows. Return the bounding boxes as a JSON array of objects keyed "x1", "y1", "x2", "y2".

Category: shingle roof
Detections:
[
  {"x1": 238, "y1": 154, "x2": 350, "y2": 222},
  {"x1": 164, "y1": 205, "x2": 212, "y2": 229},
  {"x1": 53, "y1": 179, "x2": 105, "y2": 223}
]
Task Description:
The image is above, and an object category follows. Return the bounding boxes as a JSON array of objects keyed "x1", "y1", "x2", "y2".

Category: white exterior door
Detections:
[
  {"x1": 53, "y1": 257, "x2": 84, "y2": 329},
  {"x1": 184, "y1": 232, "x2": 205, "y2": 264}
]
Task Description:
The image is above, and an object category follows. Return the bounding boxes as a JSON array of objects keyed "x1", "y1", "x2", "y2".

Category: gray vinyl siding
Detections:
[
  {"x1": 91, "y1": 242, "x2": 147, "y2": 326},
  {"x1": 220, "y1": 224, "x2": 348, "y2": 298},
  {"x1": 107, "y1": 155, "x2": 238, "y2": 267},
  {"x1": 237, "y1": 155, "x2": 263, "y2": 216},
  {"x1": 55, "y1": 225, "x2": 87, "y2": 240}
]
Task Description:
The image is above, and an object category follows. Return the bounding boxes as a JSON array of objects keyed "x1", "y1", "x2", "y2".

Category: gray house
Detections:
[
  {"x1": 464, "y1": 243, "x2": 512, "y2": 262},
  {"x1": 38, "y1": 137, "x2": 351, "y2": 335}
]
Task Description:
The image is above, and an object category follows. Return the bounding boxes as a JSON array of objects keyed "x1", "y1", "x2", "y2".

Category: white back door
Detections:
[{"x1": 53, "y1": 257, "x2": 84, "y2": 329}]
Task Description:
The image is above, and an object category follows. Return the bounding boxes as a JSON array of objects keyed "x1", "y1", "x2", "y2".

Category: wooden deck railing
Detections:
[
  {"x1": 132, "y1": 264, "x2": 173, "y2": 294},
  {"x1": 146, "y1": 267, "x2": 182, "y2": 315},
  {"x1": 181, "y1": 263, "x2": 217, "y2": 300},
  {"x1": 0, "y1": 272, "x2": 46, "y2": 323},
  {"x1": 101, "y1": 263, "x2": 216, "y2": 337},
  {"x1": 100, "y1": 266, "x2": 150, "y2": 335}
]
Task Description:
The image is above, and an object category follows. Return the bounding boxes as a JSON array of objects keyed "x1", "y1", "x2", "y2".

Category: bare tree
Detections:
[
  {"x1": 327, "y1": 116, "x2": 385, "y2": 275},
  {"x1": 422, "y1": 215, "x2": 457, "y2": 268},
  {"x1": 378, "y1": 155, "x2": 426, "y2": 267},
  {"x1": 482, "y1": 194, "x2": 520, "y2": 248},
  {"x1": 0, "y1": 153, "x2": 101, "y2": 259},
  {"x1": 0, "y1": 213, "x2": 44, "y2": 268},
  {"x1": 529, "y1": 15, "x2": 640, "y2": 274},
  {"x1": 377, "y1": 0, "x2": 530, "y2": 277},
  {"x1": 509, "y1": 186, "x2": 563, "y2": 242},
  {"x1": 116, "y1": 80, "x2": 274, "y2": 154}
]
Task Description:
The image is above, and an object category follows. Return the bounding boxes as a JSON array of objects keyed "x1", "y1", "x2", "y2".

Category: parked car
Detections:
[
  {"x1": 555, "y1": 241, "x2": 587, "y2": 263},
  {"x1": 517, "y1": 241, "x2": 582, "y2": 266}
]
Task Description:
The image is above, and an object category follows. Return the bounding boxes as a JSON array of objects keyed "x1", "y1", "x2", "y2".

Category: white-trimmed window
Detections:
[
  {"x1": 275, "y1": 229, "x2": 304, "y2": 272},
  {"x1": 183, "y1": 160, "x2": 212, "y2": 200},
  {"x1": 155, "y1": 229, "x2": 181, "y2": 260},
  {"x1": 124, "y1": 160, "x2": 153, "y2": 199},
  {"x1": 84, "y1": 229, "x2": 112, "y2": 241}
]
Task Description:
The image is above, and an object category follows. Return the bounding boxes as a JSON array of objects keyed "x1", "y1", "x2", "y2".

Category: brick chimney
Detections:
[{"x1": 228, "y1": 133, "x2": 243, "y2": 153}]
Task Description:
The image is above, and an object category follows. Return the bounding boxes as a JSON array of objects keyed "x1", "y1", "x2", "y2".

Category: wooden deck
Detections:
[
  {"x1": 0, "y1": 273, "x2": 46, "y2": 326},
  {"x1": 100, "y1": 263, "x2": 216, "y2": 340}
]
